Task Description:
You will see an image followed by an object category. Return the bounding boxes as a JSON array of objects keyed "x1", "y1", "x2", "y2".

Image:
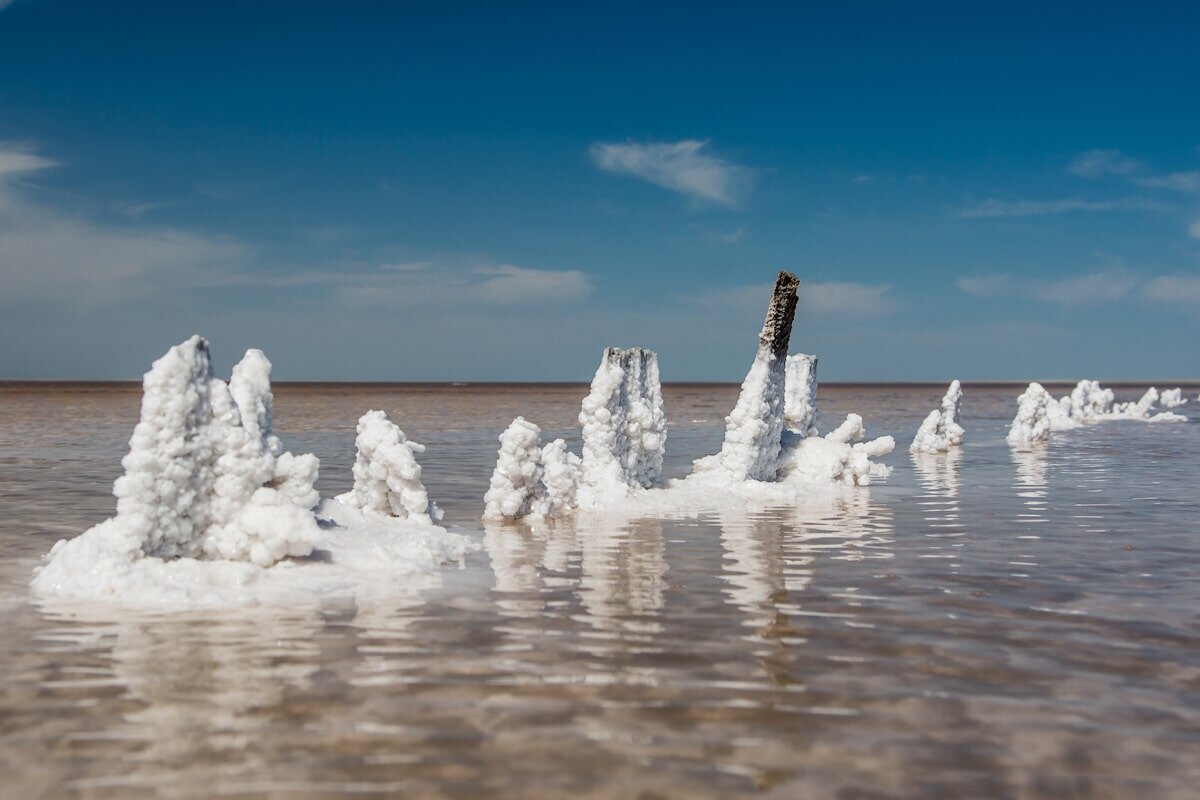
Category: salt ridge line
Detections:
[
  {"x1": 31, "y1": 336, "x2": 470, "y2": 608},
  {"x1": 1008, "y1": 379, "x2": 1187, "y2": 448}
]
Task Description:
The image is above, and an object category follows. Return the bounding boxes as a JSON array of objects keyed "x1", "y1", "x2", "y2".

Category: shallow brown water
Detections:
[{"x1": 2, "y1": 382, "x2": 1199, "y2": 799}]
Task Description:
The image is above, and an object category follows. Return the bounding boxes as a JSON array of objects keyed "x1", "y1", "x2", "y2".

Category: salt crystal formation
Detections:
[
  {"x1": 1007, "y1": 382, "x2": 1055, "y2": 448},
  {"x1": 781, "y1": 414, "x2": 895, "y2": 486},
  {"x1": 1159, "y1": 388, "x2": 1187, "y2": 408},
  {"x1": 34, "y1": 336, "x2": 322, "y2": 581},
  {"x1": 336, "y1": 410, "x2": 443, "y2": 524},
  {"x1": 910, "y1": 380, "x2": 965, "y2": 454},
  {"x1": 715, "y1": 271, "x2": 799, "y2": 481},
  {"x1": 1008, "y1": 379, "x2": 1186, "y2": 448},
  {"x1": 483, "y1": 347, "x2": 665, "y2": 520},
  {"x1": 578, "y1": 347, "x2": 667, "y2": 493},
  {"x1": 783, "y1": 353, "x2": 819, "y2": 436}
]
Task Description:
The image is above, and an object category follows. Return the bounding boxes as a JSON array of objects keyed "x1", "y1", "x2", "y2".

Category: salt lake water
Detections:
[{"x1": 1, "y1": 382, "x2": 1198, "y2": 798}]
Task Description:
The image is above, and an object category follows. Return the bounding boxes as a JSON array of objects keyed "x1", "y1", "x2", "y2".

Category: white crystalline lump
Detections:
[
  {"x1": 1007, "y1": 382, "x2": 1054, "y2": 448},
  {"x1": 336, "y1": 410, "x2": 443, "y2": 524},
  {"x1": 482, "y1": 418, "x2": 582, "y2": 521},
  {"x1": 910, "y1": 380, "x2": 965, "y2": 454},
  {"x1": 783, "y1": 353, "x2": 819, "y2": 436},
  {"x1": 483, "y1": 417, "x2": 547, "y2": 519},
  {"x1": 780, "y1": 414, "x2": 895, "y2": 487},
  {"x1": 716, "y1": 346, "x2": 788, "y2": 481},
  {"x1": 228, "y1": 348, "x2": 321, "y2": 511},
  {"x1": 578, "y1": 347, "x2": 667, "y2": 494},
  {"x1": 33, "y1": 336, "x2": 322, "y2": 583},
  {"x1": 1066, "y1": 379, "x2": 1115, "y2": 422},
  {"x1": 539, "y1": 437, "x2": 581, "y2": 516},
  {"x1": 1159, "y1": 388, "x2": 1187, "y2": 408}
]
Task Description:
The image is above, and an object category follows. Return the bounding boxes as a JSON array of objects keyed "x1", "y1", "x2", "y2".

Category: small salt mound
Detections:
[
  {"x1": 336, "y1": 410, "x2": 443, "y2": 524},
  {"x1": 1007, "y1": 382, "x2": 1054, "y2": 448},
  {"x1": 783, "y1": 353, "x2": 819, "y2": 436},
  {"x1": 483, "y1": 417, "x2": 551, "y2": 519},
  {"x1": 780, "y1": 414, "x2": 895, "y2": 486},
  {"x1": 910, "y1": 380, "x2": 964, "y2": 454},
  {"x1": 1158, "y1": 388, "x2": 1187, "y2": 409}
]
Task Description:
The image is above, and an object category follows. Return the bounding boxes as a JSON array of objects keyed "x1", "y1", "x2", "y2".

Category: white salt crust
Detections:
[
  {"x1": 32, "y1": 337, "x2": 469, "y2": 608},
  {"x1": 910, "y1": 380, "x2": 965, "y2": 454}
]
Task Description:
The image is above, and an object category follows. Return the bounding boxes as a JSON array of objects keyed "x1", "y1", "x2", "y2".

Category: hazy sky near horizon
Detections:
[{"x1": 1, "y1": 1, "x2": 1198, "y2": 381}]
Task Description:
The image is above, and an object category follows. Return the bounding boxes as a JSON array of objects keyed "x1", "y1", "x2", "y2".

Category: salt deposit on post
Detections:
[
  {"x1": 32, "y1": 336, "x2": 470, "y2": 607},
  {"x1": 1159, "y1": 388, "x2": 1187, "y2": 408},
  {"x1": 482, "y1": 347, "x2": 665, "y2": 521},
  {"x1": 578, "y1": 346, "x2": 667, "y2": 494},
  {"x1": 715, "y1": 271, "x2": 800, "y2": 481},
  {"x1": 1008, "y1": 379, "x2": 1185, "y2": 449},
  {"x1": 483, "y1": 417, "x2": 549, "y2": 520},
  {"x1": 1007, "y1": 382, "x2": 1054, "y2": 448},
  {"x1": 336, "y1": 410, "x2": 443, "y2": 524},
  {"x1": 38, "y1": 336, "x2": 323, "y2": 574},
  {"x1": 783, "y1": 354, "x2": 819, "y2": 436},
  {"x1": 910, "y1": 380, "x2": 964, "y2": 454}
]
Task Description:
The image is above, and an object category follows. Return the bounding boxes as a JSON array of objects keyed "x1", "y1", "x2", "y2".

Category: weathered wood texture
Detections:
[{"x1": 758, "y1": 271, "x2": 800, "y2": 358}]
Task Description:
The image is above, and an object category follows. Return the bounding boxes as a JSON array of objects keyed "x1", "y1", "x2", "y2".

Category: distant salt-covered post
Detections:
[
  {"x1": 716, "y1": 271, "x2": 800, "y2": 481},
  {"x1": 910, "y1": 380, "x2": 964, "y2": 454}
]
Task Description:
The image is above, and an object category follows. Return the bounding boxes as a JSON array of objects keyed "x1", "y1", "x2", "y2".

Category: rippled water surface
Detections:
[{"x1": 2, "y1": 382, "x2": 1199, "y2": 799}]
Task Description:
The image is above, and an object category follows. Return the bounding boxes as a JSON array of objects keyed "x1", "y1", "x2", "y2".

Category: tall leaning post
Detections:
[{"x1": 759, "y1": 271, "x2": 800, "y2": 359}]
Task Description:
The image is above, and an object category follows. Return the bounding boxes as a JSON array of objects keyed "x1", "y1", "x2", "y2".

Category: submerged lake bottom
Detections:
[{"x1": 2, "y1": 382, "x2": 1198, "y2": 799}]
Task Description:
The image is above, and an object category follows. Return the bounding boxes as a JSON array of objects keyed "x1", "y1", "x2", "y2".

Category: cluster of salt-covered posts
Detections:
[{"x1": 33, "y1": 266, "x2": 1191, "y2": 607}]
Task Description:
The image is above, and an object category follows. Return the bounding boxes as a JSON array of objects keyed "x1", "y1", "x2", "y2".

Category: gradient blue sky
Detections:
[{"x1": 1, "y1": 1, "x2": 1198, "y2": 381}]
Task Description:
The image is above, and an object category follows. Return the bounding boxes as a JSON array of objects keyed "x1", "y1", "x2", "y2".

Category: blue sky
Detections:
[{"x1": 1, "y1": 1, "x2": 1198, "y2": 381}]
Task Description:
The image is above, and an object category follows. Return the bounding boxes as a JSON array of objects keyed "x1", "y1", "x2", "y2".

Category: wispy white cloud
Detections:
[
  {"x1": 1189, "y1": 219, "x2": 1200, "y2": 239},
  {"x1": 0, "y1": 142, "x2": 249, "y2": 308},
  {"x1": 1141, "y1": 274, "x2": 1200, "y2": 306},
  {"x1": 0, "y1": 1, "x2": 17, "y2": 12},
  {"x1": 473, "y1": 264, "x2": 592, "y2": 303},
  {"x1": 958, "y1": 268, "x2": 1200, "y2": 308},
  {"x1": 589, "y1": 139, "x2": 754, "y2": 208},
  {"x1": 1135, "y1": 171, "x2": 1200, "y2": 194},
  {"x1": 0, "y1": 142, "x2": 592, "y2": 314},
  {"x1": 958, "y1": 198, "x2": 1152, "y2": 218},
  {"x1": 336, "y1": 263, "x2": 592, "y2": 308},
  {"x1": 687, "y1": 280, "x2": 895, "y2": 316},
  {"x1": 1068, "y1": 149, "x2": 1141, "y2": 178},
  {"x1": 1068, "y1": 148, "x2": 1200, "y2": 195}
]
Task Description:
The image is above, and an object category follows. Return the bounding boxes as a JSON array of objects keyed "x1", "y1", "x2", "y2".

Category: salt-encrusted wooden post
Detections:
[
  {"x1": 714, "y1": 270, "x2": 801, "y2": 481},
  {"x1": 759, "y1": 270, "x2": 799, "y2": 358}
]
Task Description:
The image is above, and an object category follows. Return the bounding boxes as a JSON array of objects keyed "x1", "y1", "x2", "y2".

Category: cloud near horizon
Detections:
[
  {"x1": 958, "y1": 198, "x2": 1152, "y2": 218},
  {"x1": 958, "y1": 268, "x2": 1200, "y2": 309},
  {"x1": 589, "y1": 139, "x2": 754, "y2": 208},
  {"x1": 0, "y1": 142, "x2": 592, "y2": 313}
]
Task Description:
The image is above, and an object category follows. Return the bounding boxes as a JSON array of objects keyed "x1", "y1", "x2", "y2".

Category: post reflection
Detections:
[
  {"x1": 35, "y1": 604, "x2": 324, "y2": 789},
  {"x1": 716, "y1": 494, "x2": 894, "y2": 641}
]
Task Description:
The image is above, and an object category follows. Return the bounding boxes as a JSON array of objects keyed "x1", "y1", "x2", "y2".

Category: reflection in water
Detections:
[
  {"x1": 36, "y1": 605, "x2": 324, "y2": 792},
  {"x1": 717, "y1": 495, "x2": 895, "y2": 638},
  {"x1": 912, "y1": 450, "x2": 965, "y2": 570},
  {"x1": 579, "y1": 518, "x2": 666, "y2": 632},
  {"x1": 1012, "y1": 445, "x2": 1048, "y2": 523},
  {"x1": 484, "y1": 517, "x2": 667, "y2": 633}
]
